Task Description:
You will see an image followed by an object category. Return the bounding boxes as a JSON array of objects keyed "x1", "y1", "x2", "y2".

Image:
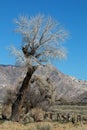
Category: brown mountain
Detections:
[{"x1": 0, "y1": 64, "x2": 87, "y2": 104}]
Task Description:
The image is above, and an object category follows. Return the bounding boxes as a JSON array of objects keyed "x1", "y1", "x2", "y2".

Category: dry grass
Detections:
[
  {"x1": 0, "y1": 121, "x2": 38, "y2": 130},
  {"x1": 52, "y1": 122, "x2": 87, "y2": 130},
  {"x1": 50, "y1": 105, "x2": 87, "y2": 116},
  {"x1": 1, "y1": 104, "x2": 87, "y2": 130},
  {"x1": 0, "y1": 121, "x2": 87, "y2": 130}
]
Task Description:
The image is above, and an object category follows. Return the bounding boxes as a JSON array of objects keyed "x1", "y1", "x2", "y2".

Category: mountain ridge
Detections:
[{"x1": 0, "y1": 64, "x2": 87, "y2": 104}]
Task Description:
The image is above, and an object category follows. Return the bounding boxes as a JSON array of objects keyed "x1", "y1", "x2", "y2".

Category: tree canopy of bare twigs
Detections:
[{"x1": 9, "y1": 14, "x2": 68, "y2": 66}]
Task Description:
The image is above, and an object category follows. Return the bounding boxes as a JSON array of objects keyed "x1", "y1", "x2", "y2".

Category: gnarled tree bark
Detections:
[{"x1": 11, "y1": 66, "x2": 36, "y2": 121}]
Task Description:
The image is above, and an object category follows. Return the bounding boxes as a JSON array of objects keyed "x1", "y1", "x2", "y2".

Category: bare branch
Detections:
[{"x1": 10, "y1": 14, "x2": 68, "y2": 66}]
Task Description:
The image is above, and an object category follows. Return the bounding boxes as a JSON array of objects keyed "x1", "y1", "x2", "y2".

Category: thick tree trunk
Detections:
[{"x1": 11, "y1": 66, "x2": 35, "y2": 122}]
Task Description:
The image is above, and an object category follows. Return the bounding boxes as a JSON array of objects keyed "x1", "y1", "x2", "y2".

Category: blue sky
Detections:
[{"x1": 0, "y1": 0, "x2": 87, "y2": 80}]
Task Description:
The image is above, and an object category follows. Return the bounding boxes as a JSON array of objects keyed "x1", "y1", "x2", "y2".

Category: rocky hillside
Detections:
[
  {"x1": 0, "y1": 65, "x2": 26, "y2": 101},
  {"x1": 0, "y1": 64, "x2": 87, "y2": 104}
]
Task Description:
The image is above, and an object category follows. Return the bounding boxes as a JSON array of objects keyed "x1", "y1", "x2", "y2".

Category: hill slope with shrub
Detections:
[{"x1": 0, "y1": 64, "x2": 87, "y2": 104}]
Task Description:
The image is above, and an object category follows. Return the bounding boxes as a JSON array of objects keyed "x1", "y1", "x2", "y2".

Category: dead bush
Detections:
[
  {"x1": 2, "y1": 78, "x2": 23, "y2": 120},
  {"x1": 30, "y1": 107, "x2": 45, "y2": 122},
  {"x1": 3, "y1": 89, "x2": 17, "y2": 105}
]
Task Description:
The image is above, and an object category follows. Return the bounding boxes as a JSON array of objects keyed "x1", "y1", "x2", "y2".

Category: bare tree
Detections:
[{"x1": 10, "y1": 14, "x2": 68, "y2": 121}]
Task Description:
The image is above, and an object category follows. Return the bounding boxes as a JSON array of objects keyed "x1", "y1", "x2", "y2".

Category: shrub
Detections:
[
  {"x1": 2, "y1": 77, "x2": 23, "y2": 120},
  {"x1": 30, "y1": 107, "x2": 45, "y2": 122},
  {"x1": 37, "y1": 123, "x2": 52, "y2": 130}
]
